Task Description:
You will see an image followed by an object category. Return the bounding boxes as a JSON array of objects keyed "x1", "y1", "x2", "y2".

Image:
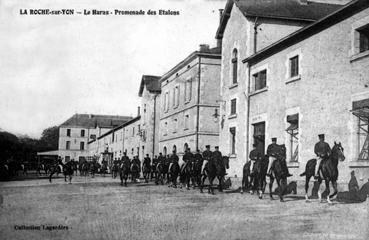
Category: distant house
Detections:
[{"x1": 58, "y1": 114, "x2": 132, "y2": 162}]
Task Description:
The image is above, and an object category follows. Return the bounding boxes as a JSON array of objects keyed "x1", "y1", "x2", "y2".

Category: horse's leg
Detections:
[
  {"x1": 330, "y1": 180, "x2": 338, "y2": 199},
  {"x1": 325, "y1": 180, "x2": 332, "y2": 204},
  {"x1": 49, "y1": 170, "x2": 55, "y2": 183},
  {"x1": 218, "y1": 176, "x2": 223, "y2": 192},
  {"x1": 279, "y1": 178, "x2": 287, "y2": 202},
  {"x1": 269, "y1": 176, "x2": 274, "y2": 200},
  {"x1": 305, "y1": 175, "x2": 312, "y2": 202},
  {"x1": 200, "y1": 175, "x2": 206, "y2": 193},
  {"x1": 208, "y1": 176, "x2": 213, "y2": 194},
  {"x1": 317, "y1": 179, "x2": 323, "y2": 203}
]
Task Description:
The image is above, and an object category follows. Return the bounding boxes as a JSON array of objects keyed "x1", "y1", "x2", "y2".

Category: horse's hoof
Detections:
[{"x1": 259, "y1": 196, "x2": 262, "y2": 200}]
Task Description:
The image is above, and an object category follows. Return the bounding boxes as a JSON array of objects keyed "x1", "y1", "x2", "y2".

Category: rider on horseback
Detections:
[
  {"x1": 314, "y1": 134, "x2": 331, "y2": 179},
  {"x1": 168, "y1": 150, "x2": 179, "y2": 172},
  {"x1": 181, "y1": 148, "x2": 193, "y2": 173},
  {"x1": 131, "y1": 156, "x2": 141, "y2": 173},
  {"x1": 143, "y1": 154, "x2": 151, "y2": 168},
  {"x1": 249, "y1": 143, "x2": 261, "y2": 176},
  {"x1": 213, "y1": 146, "x2": 222, "y2": 165},
  {"x1": 201, "y1": 145, "x2": 212, "y2": 175},
  {"x1": 266, "y1": 138, "x2": 292, "y2": 177}
]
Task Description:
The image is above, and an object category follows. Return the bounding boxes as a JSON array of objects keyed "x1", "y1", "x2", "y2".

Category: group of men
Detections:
[
  {"x1": 120, "y1": 152, "x2": 142, "y2": 172},
  {"x1": 248, "y1": 134, "x2": 331, "y2": 179}
]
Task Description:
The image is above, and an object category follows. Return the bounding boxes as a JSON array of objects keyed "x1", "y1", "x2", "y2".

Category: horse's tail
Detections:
[{"x1": 300, "y1": 171, "x2": 306, "y2": 177}]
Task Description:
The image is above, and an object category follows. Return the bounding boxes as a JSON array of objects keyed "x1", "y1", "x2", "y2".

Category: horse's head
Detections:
[
  {"x1": 333, "y1": 141, "x2": 345, "y2": 162},
  {"x1": 223, "y1": 156, "x2": 230, "y2": 169}
]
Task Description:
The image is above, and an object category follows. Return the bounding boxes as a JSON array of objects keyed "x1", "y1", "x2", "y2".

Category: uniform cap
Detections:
[
  {"x1": 271, "y1": 138, "x2": 277, "y2": 142},
  {"x1": 206, "y1": 145, "x2": 210, "y2": 148},
  {"x1": 318, "y1": 134, "x2": 325, "y2": 138}
]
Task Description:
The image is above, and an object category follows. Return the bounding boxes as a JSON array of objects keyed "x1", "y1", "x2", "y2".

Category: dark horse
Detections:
[
  {"x1": 119, "y1": 160, "x2": 130, "y2": 187},
  {"x1": 300, "y1": 142, "x2": 345, "y2": 203},
  {"x1": 180, "y1": 161, "x2": 192, "y2": 190},
  {"x1": 142, "y1": 161, "x2": 151, "y2": 183},
  {"x1": 191, "y1": 158, "x2": 203, "y2": 188},
  {"x1": 168, "y1": 162, "x2": 180, "y2": 188},
  {"x1": 49, "y1": 160, "x2": 74, "y2": 183},
  {"x1": 131, "y1": 162, "x2": 140, "y2": 183},
  {"x1": 111, "y1": 160, "x2": 120, "y2": 179},
  {"x1": 200, "y1": 156, "x2": 229, "y2": 194},
  {"x1": 241, "y1": 161, "x2": 254, "y2": 194},
  {"x1": 250, "y1": 156, "x2": 268, "y2": 199},
  {"x1": 155, "y1": 162, "x2": 165, "y2": 185}
]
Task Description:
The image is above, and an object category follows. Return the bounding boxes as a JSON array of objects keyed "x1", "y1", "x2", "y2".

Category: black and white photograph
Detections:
[{"x1": 1, "y1": 0, "x2": 369, "y2": 239}]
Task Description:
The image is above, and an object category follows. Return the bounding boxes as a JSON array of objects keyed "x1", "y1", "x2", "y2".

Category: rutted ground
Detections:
[{"x1": 0, "y1": 176, "x2": 368, "y2": 240}]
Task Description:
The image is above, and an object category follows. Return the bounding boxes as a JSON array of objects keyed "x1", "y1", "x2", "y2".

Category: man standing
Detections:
[
  {"x1": 201, "y1": 145, "x2": 212, "y2": 174},
  {"x1": 314, "y1": 134, "x2": 331, "y2": 179},
  {"x1": 249, "y1": 143, "x2": 260, "y2": 175}
]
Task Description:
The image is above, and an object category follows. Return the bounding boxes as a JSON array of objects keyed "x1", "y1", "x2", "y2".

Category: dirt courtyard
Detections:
[{"x1": 0, "y1": 176, "x2": 368, "y2": 240}]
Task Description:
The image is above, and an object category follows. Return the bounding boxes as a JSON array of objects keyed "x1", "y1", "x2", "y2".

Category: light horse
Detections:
[{"x1": 300, "y1": 142, "x2": 345, "y2": 204}]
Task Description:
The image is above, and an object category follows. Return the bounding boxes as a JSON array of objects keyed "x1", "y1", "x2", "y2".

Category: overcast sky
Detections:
[{"x1": 0, "y1": 0, "x2": 226, "y2": 138}]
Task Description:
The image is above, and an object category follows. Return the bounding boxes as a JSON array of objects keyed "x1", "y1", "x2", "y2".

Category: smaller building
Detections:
[{"x1": 58, "y1": 114, "x2": 132, "y2": 162}]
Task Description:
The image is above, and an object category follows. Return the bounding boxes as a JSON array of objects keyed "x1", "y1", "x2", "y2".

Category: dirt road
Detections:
[{"x1": 0, "y1": 176, "x2": 367, "y2": 240}]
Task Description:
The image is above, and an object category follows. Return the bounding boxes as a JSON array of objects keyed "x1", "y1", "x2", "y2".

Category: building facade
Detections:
[
  {"x1": 216, "y1": 0, "x2": 343, "y2": 177},
  {"x1": 242, "y1": 0, "x2": 369, "y2": 183},
  {"x1": 58, "y1": 114, "x2": 132, "y2": 162},
  {"x1": 159, "y1": 45, "x2": 221, "y2": 158},
  {"x1": 138, "y1": 75, "x2": 161, "y2": 158}
]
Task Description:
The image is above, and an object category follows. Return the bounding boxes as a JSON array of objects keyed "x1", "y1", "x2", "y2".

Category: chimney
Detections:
[
  {"x1": 199, "y1": 44, "x2": 210, "y2": 52},
  {"x1": 216, "y1": 9, "x2": 224, "y2": 48},
  {"x1": 137, "y1": 106, "x2": 141, "y2": 117}
]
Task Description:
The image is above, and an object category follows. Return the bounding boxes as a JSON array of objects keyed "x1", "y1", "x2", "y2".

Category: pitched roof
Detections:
[
  {"x1": 96, "y1": 115, "x2": 141, "y2": 140},
  {"x1": 216, "y1": 0, "x2": 343, "y2": 39},
  {"x1": 160, "y1": 46, "x2": 221, "y2": 83},
  {"x1": 242, "y1": 0, "x2": 369, "y2": 65},
  {"x1": 138, "y1": 75, "x2": 161, "y2": 97},
  {"x1": 60, "y1": 114, "x2": 133, "y2": 128}
]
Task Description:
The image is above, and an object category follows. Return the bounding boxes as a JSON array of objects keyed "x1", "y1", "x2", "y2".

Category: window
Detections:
[
  {"x1": 253, "y1": 70, "x2": 267, "y2": 91},
  {"x1": 81, "y1": 129, "x2": 85, "y2": 137},
  {"x1": 174, "y1": 86, "x2": 180, "y2": 107},
  {"x1": 173, "y1": 145, "x2": 177, "y2": 153},
  {"x1": 90, "y1": 134, "x2": 96, "y2": 140},
  {"x1": 144, "y1": 104, "x2": 146, "y2": 113},
  {"x1": 66, "y1": 141, "x2": 70, "y2": 150},
  {"x1": 132, "y1": 127, "x2": 135, "y2": 136},
  {"x1": 352, "y1": 99, "x2": 369, "y2": 160},
  {"x1": 359, "y1": 25, "x2": 369, "y2": 53},
  {"x1": 163, "y1": 146, "x2": 167, "y2": 156},
  {"x1": 286, "y1": 114, "x2": 299, "y2": 162},
  {"x1": 184, "y1": 143, "x2": 189, "y2": 152},
  {"x1": 230, "y1": 127, "x2": 236, "y2": 154},
  {"x1": 164, "y1": 122, "x2": 168, "y2": 136},
  {"x1": 185, "y1": 79, "x2": 192, "y2": 102},
  {"x1": 80, "y1": 142, "x2": 85, "y2": 150},
  {"x1": 67, "y1": 129, "x2": 71, "y2": 137},
  {"x1": 173, "y1": 119, "x2": 178, "y2": 133},
  {"x1": 289, "y1": 55, "x2": 299, "y2": 78},
  {"x1": 184, "y1": 115, "x2": 189, "y2": 129},
  {"x1": 253, "y1": 122, "x2": 265, "y2": 155},
  {"x1": 230, "y1": 99, "x2": 237, "y2": 115},
  {"x1": 112, "y1": 133, "x2": 115, "y2": 143},
  {"x1": 232, "y1": 49, "x2": 238, "y2": 84},
  {"x1": 164, "y1": 92, "x2": 169, "y2": 112}
]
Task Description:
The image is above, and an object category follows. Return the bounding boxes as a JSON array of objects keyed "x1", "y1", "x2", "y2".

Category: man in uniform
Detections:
[
  {"x1": 151, "y1": 155, "x2": 159, "y2": 179},
  {"x1": 194, "y1": 149, "x2": 203, "y2": 164},
  {"x1": 249, "y1": 143, "x2": 261, "y2": 175},
  {"x1": 122, "y1": 152, "x2": 130, "y2": 167},
  {"x1": 266, "y1": 138, "x2": 292, "y2": 177},
  {"x1": 143, "y1": 154, "x2": 151, "y2": 170},
  {"x1": 168, "y1": 150, "x2": 179, "y2": 172},
  {"x1": 314, "y1": 134, "x2": 331, "y2": 179},
  {"x1": 213, "y1": 146, "x2": 222, "y2": 164},
  {"x1": 201, "y1": 145, "x2": 212, "y2": 174},
  {"x1": 181, "y1": 148, "x2": 193, "y2": 173},
  {"x1": 157, "y1": 153, "x2": 165, "y2": 165}
]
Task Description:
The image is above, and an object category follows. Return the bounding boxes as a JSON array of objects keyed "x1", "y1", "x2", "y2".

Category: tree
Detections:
[{"x1": 39, "y1": 126, "x2": 59, "y2": 151}]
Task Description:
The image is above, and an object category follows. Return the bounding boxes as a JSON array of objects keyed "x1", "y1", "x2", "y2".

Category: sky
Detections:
[{"x1": 0, "y1": 0, "x2": 226, "y2": 138}]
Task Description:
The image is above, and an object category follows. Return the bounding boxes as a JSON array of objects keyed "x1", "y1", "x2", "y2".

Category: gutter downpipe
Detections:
[
  {"x1": 246, "y1": 62, "x2": 251, "y2": 163},
  {"x1": 196, "y1": 56, "x2": 201, "y2": 150},
  {"x1": 152, "y1": 94, "x2": 158, "y2": 158},
  {"x1": 253, "y1": 17, "x2": 258, "y2": 54}
]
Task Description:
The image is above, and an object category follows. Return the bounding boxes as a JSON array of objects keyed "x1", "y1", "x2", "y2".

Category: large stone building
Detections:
[
  {"x1": 58, "y1": 114, "x2": 132, "y2": 162},
  {"x1": 138, "y1": 75, "x2": 161, "y2": 158},
  {"x1": 216, "y1": 0, "x2": 343, "y2": 177},
  {"x1": 240, "y1": 0, "x2": 369, "y2": 183},
  {"x1": 159, "y1": 45, "x2": 221, "y2": 157}
]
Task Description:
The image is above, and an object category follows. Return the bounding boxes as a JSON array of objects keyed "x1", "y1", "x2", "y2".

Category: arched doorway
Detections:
[
  {"x1": 163, "y1": 146, "x2": 167, "y2": 156},
  {"x1": 184, "y1": 143, "x2": 188, "y2": 152},
  {"x1": 173, "y1": 145, "x2": 177, "y2": 154}
]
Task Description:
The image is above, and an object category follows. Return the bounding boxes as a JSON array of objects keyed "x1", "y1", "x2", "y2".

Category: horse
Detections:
[
  {"x1": 190, "y1": 158, "x2": 202, "y2": 189},
  {"x1": 142, "y1": 161, "x2": 151, "y2": 183},
  {"x1": 168, "y1": 161, "x2": 180, "y2": 188},
  {"x1": 151, "y1": 161, "x2": 158, "y2": 180},
  {"x1": 49, "y1": 160, "x2": 74, "y2": 183},
  {"x1": 90, "y1": 161, "x2": 100, "y2": 178},
  {"x1": 200, "y1": 156, "x2": 229, "y2": 194},
  {"x1": 252, "y1": 156, "x2": 268, "y2": 199},
  {"x1": 119, "y1": 161, "x2": 130, "y2": 186},
  {"x1": 100, "y1": 161, "x2": 108, "y2": 177},
  {"x1": 180, "y1": 161, "x2": 192, "y2": 190},
  {"x1": 111, "y1": 161, "x2": 119, "y2": 179},
  {"x1": 130, "y1": 162, "x2": 140, "y2": 183},
  {"x1": 300, "y1": 142, "x2": 345, "y2": 204},
  {"x1": 241, "y1": 161, "x2": 254, "y2": 194},
  {"x1": 155, "y1": 162, "x2": 165, "y2": 185}
]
